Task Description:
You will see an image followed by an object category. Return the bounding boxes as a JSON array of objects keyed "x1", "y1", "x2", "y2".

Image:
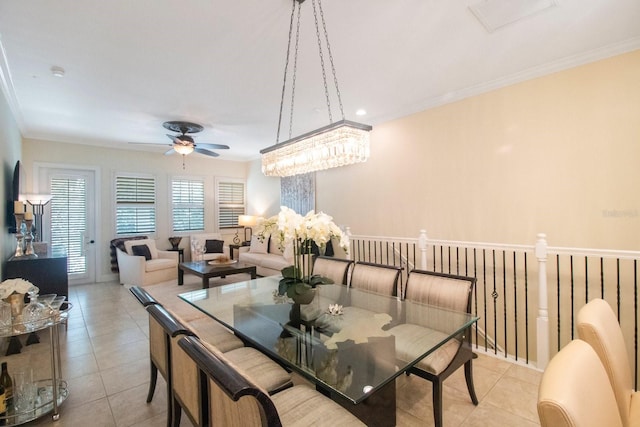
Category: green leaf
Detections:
[{"x1": 308, "y1": 275, "x2": 334, "y2": 286}]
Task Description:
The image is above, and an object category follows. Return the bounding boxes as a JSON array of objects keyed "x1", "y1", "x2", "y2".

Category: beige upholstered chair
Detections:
[
  {"x1": 576, "y1": 298, "x2": 640, "y2": 427},
  {"x1": 146, "y1": 305, "x2": 292, "y2": 426},
  {"x1": 349, "y1": 261, "x2": 402, "y2": 297},
  {"x1": 389, "y1": 269, "x2": 477, "y2": 427},
  {"x1": 129, "y1": 285, "x2": 160, "y2": 307},
  {"x1": 538, "y1": 339, "x2": 623, "y2": 427},
  {"x1": 312, "y1": 256, "x2": 353, "y2": 285},
  {"x1": 146, "y1": 304, "x2": 195, "y2": 427},
  {"x1": 177, "y1": 335, "x2": 366, "y2": 426},
  {"x1": 116, "y1": 239, "x2": 178, "y2": 286}
]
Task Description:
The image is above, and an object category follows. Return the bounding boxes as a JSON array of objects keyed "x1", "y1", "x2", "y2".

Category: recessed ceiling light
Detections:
[
  {"x1": 355, "y1": 109, "x2": 367, "y2": 116},
  {"x1": 50, "y1": 66, "x2": 65, "y2": 77}
]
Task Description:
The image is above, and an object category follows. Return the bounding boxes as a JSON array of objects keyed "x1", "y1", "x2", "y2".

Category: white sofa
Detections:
[
  {"x1": 116, "y1": 239, "x2": 179, "y2": 286},
  {"x1": 189, "y1": 233, "x2": 230, "y2": 261},
  {"x1": 238, "y1": 236, "x2": 293, "y2": 277}
]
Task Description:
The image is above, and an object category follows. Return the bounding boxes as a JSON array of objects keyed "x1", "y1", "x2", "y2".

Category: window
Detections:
[
  {"x1": 171, "y1": 178, "x2": 205, "y2": 232},
  {"x1": 216, "y1": 179, "x2": 245, "y2": 229},
  {"x1": 115, "y1": 175, "x2": 156, "y2": 235},
  {"x1": 50, "y1": 176, "x2": 87, "y2": 274}
]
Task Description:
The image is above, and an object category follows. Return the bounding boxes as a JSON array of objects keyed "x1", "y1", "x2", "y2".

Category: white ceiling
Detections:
[{"x1": 1, "y1": 0, "x2": 639, "y2": 161}]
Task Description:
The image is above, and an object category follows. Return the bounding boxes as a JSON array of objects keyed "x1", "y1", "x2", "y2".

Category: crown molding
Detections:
[
  {"x1": 382, "y1": 37, "x2": 640, "y2": 124},
  {"x1": 0, "y1": 34, "x2": 25, "y2": 133}
]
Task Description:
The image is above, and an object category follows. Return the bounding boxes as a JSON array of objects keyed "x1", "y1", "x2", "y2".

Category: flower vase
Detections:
[{"x1": 290, "y1": 287, "x2": 315, "y2": 305}]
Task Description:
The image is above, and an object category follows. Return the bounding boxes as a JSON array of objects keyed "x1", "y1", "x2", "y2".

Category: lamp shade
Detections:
[
  {"x1": 238, "y1": 215, "x2": 256, "y2": 227},
  {"x1": 20, "y1": 194, "x2": 53, "y2": 205}
]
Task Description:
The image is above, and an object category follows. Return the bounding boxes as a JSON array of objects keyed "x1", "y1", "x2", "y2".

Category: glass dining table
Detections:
[{"x1": 179, "y1": 276, "x2": 478, "y2": 427}]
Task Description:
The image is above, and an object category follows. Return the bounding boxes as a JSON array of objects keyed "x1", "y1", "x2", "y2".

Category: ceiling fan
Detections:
[
  {"x1": 130, "y1": 121, "x2": 230, "y2": 169},
  {"x1": 161, "y1": 120, "x2": 229, "y2": 157}
]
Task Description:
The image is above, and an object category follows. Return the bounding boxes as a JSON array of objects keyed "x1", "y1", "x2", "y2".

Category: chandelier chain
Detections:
[
  {"x1": 276, "y1": 0, "x2": 297, "y2": 144},
  {"x1": 288, "y1": 3, "x2": 302, "y2": 139},
  {"x1": 312, "y1": 0, "x2": 332, "y2": 123},
  {"x1": 317, "y1": 0, "x2": 345, "y2": 120}
]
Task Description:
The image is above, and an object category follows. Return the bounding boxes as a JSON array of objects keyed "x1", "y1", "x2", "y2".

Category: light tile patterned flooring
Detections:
[{"x1": 1, "y1": 280, "x2": 542, "y2": 426}]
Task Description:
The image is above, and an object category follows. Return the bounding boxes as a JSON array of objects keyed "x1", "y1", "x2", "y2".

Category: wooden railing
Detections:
[{"x1": 346, "y1": 229, "x2": 640, "y2": 386}]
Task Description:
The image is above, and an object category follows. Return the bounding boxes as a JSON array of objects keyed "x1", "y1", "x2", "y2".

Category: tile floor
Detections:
[{"x1": 1, "y1": 280, "x2": 541, "y2": 426}]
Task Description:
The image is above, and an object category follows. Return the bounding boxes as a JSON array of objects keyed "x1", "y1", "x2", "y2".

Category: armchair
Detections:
[{"x1": 116, "y1": 239, "x2": 178, "y2": 286}]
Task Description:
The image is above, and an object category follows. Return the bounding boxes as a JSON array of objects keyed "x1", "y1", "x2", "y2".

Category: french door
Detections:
[{"x1": 38, "y1": 166, "x2": 97, "y2": 285}]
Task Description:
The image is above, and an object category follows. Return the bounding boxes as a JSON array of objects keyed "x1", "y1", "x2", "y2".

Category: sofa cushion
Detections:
[
  {"x1": 145, "y1": 258, "x2": 176, "y2": 272},
  {"x1": 238, "y1": 252, "x2": 269, "y2": 265},
  {"x1": 249, "y1": 235, "x2": 268, "y2": 254},
  {"x1": 268, "y1": 239, "x2": 283, "y2": 256},
  {"x1": 125, "y1": 239, "x2": 159, "y2": 259},
  {"x1": 205, "y1": 239, "x2": 224, "y2": 254},
  {"x1": 261, "y1": 256, "x2": 291, "y2": 272},
  {"x1": 131, "y1": 244, "x2": 152, "y2": 260}
]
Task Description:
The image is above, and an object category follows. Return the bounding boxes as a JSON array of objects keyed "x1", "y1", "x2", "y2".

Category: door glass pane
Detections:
[{"x1": 50, "y1": 177, "x2": 87, "y2": 275}]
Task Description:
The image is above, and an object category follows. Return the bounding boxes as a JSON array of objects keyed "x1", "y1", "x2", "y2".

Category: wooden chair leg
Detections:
[
  {"x1": 172, "y1": 397, "x2": 182, "y2": 427},
  {"x1": 166, "y1": 382, "x2": 172, "y2": 427},
  {"x1": 464, "y1": 359, "x2": 479, "y2": 405},
  {"x1": 147, "y1": 362, "x2": 158, "y2": 403},
  {"x1": 432, "y1": 380, "x2": 443, "y2": 427}
]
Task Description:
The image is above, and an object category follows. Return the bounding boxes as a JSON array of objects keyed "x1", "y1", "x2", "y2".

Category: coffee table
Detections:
[{"x1": 178, "y1": 261, "x2": 257, "y2": 288}]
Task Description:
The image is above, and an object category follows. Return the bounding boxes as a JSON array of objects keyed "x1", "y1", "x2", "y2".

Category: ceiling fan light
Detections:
[{"x1": 174, "y1": 145, "x2": 194, "y2": 155}]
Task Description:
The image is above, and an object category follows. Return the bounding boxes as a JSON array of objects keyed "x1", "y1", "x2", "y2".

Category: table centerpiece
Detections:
[{"x1": 255, "y1": 206, "x2": 349, "y2": 303}]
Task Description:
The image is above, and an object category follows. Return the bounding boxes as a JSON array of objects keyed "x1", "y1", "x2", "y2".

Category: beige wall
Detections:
[
  {"x1": 0, "y1": 89, "x2": 21, "y2": 270},
  {"x1": 315, "y1": 50, "x2": 640, "y2": 250},
  {"x1": 22, "y1": 139, "x2": 247, "y2": 281}
]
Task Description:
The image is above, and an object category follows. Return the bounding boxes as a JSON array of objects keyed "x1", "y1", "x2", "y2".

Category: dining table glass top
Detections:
[{"x1": 179, "y1": 276, "x2": 478, "y2": 404}]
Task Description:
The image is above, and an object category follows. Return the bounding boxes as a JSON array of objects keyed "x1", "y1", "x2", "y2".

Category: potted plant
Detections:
[{"x1": 256, "y1": 207, "x2": 349, "y2": 304}]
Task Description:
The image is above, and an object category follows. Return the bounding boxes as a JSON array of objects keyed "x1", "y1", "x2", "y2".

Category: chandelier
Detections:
[{"x1": 260, "y1": 0, "x2": 372, "y2": 178}]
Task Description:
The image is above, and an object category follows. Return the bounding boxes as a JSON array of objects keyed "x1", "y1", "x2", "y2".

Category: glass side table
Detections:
[{"x1": 0, "y1": 308, "x2": 71, "y2": 425}]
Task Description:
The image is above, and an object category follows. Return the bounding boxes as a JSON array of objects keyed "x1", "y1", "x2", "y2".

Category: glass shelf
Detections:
[
  {"x1": 0, "y1": 311, "x2": 69, "y2": 339},
  {"x1": 0, "y1": 379, "x2": 68, "y2": 426}
]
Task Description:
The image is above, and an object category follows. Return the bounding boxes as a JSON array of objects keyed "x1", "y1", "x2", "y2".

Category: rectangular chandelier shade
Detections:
[{"x1": 261, "y1": 120, "x2": 372, "y2": 177}]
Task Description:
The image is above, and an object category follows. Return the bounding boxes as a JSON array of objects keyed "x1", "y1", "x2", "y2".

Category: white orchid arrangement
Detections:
[
  {"x1": 256, "y1": 206, "x2": 349, "y2": 255},
  {"x1": 255, "y1": 206, "x2": 349, "y2": 298},
  {"x1": 0, "y1": 278, "x2": 38, "y2": 300}
]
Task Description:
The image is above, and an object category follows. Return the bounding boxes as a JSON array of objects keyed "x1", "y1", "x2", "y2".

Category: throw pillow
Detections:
[
  {"x1": 205, "y1": 239, "x2": 224, "y2": 254},
  {"x1": 249, "y1": 235, "x2": 268, "y2": 254},
  {"x1": 131, "y1": 244, "x2": 152, "y2": 260}
]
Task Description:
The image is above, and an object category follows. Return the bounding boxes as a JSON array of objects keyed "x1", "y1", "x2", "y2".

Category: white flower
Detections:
[
  {"x1": 0, "y1": 278, "x2": 38, "y2": 300},
  {"x1": 254, "y1": 206, "x2": 349, "y2": 254}
]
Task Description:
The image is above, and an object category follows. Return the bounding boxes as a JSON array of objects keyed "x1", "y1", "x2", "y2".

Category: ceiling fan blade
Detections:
[
  {"x1": 129, "y1": 141, "x2": 172, "y2": 146},
  {"x1": 194, "y1": 148, "x2": 219, "y2": 157},
  {"x1": 164, "y1": 148, "x2": 176, "y2": 155},
  {"x1": 167, "y1": 134, "x2": 195, "y2": 145},
  {"x1": 196, "y1": 143, "x2": 230, "y2": 150}
]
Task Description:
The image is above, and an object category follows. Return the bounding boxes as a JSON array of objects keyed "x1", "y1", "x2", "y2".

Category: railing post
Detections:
[
  {"x1": 536, "y1": 233, "x2": 549, "y2": 370},
  {"x1": 345, "y1": 226, "x2": 353, "y2": 261},
  {"x1": 418, "y1": 229, "x2": 428, "y2": 270}
]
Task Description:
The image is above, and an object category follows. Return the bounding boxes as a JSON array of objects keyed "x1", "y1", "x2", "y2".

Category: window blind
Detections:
[
  {"x1": 172, "y1": 179, "x2": 205, "y2": 232},
  {"x1": 116, "y1": 175, "x2": 156, "y2": 235},
  {"x1": 217, "y1": 181, "x2": 245, "y2": 228},
  {"x1": 50, "y1": 177, "x2": 87, "y2": 274}
]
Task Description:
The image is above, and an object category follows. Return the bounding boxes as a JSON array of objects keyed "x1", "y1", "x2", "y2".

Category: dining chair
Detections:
[
  {"x1": 538, "y1": 339, "x2": 623, "y2": 427},
  {"x1": 389, "y1": 269, "x2": 478, "y2": 427},
  {"x1": 146, "y1": 304, "x2": 196, "y2": 427},
  {"x1": 129, "y1": 285, "x2": 160, "y2": 307},
  {"x1": 312, "y1": 256, "x2": 354, "y2": 285},
  {"x1": 576, "y1": 298, "x2": 640, "y2": 427},
  {"x1": 177, "y1": 335, "x2": 366, "y2": 426},
  {"x1": 349, "y1": 261, "x2": 402, "y2": 297},
  {"x1": 147, "y1": 305, "x2": 293, "y2": 426}
]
